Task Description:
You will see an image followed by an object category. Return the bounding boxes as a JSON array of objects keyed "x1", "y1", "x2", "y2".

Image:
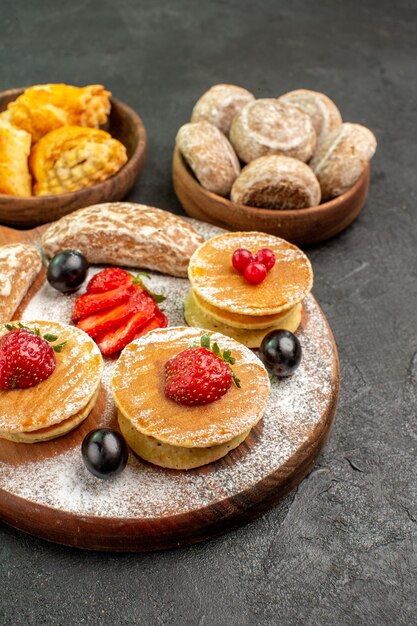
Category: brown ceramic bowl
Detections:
[
  {"x1": 0, "y1": 87, "x2": 147, "y2": 228},
  {"x1": 172, "y1": 145, "x2": 370, "y2": 247}
]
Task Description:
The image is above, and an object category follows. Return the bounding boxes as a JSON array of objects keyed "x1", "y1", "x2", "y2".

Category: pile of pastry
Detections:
[
  {"x1": 176, "y1": 84, "x2": 377, "y2": 209},
  {"x1": 0, "y1": 84, "x2": 127, "y2": 197}
]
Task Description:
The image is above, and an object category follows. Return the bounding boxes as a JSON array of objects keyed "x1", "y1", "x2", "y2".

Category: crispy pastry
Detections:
[
  {"x1": 29, "y1": 126, "x2": 127, "y2": 196},
  {"x1": 310, "y1": 122, "x2": 377, "y2": 200},
  {"x1": 231, "y1": 155, "x2": 321, "y2": 210},
  {"x1": 277, "y1": 89, "x2": 342, "y2": 146},
  {"x1": 229, "y1": 98, "x2": 316, "y2": 163},
  {"x1": 176, "y1": 121, "x2": 240, "y2": 196},
  {"x1": 41, "y1": 202, "x2": 204, "y2": 277},
  {"x1": 6, "y1": 83, "x2": 111, "y2": 143},
  {"x1": 0, "y1": 244, "x2": 42, "y2": 322},
  {"x1": 0, "y1": 119, "x2": 32, "y2": 196},
  {"x1": 191, "y1": 84, "x2": 255, "y2": 135}
]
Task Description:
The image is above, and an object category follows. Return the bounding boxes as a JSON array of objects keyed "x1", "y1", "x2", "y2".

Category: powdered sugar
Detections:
[{"x1": 0, "y1": 221, "x2": 337, "y2": 520}]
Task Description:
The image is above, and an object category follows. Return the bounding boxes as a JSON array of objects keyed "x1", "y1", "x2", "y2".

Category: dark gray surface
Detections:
[{"x1": 1, "y1": 1, "x2": 416, "y2": 624}]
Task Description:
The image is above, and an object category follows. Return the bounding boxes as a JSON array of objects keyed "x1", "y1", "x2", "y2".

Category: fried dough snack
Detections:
[
  {"x1": 29, "y1": 125, "x2": 127, "y2": 196},
  {"x1": 0, "y1": 118, "x2": 32, "y2": 196},
  {"x1": 6, "y1": 83, "x2": 111, "y2": 143}
]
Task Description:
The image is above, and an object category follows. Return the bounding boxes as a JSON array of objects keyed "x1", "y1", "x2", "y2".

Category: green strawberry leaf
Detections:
[
  {"x1": 43, "y1": 333, "x2": 58, "y2": 342},
  {"x1": 212, "y1": 342, "x2": 221, "y2": 356},
  {"x1": 132, "y1": 272, "x2": 166, "y2": 304},
  {"x1": 5, "y1": 323, "x2": 15, "y2": 331},
  {"x1": 232, "y1": 372, "x2": 241, "y2": 389},
  {"x1": 200, "y1": 333, "x2": 211, "y2": 349},
  {"x1": 52, "y1": 341, "x2": 67, "y2": 353}
]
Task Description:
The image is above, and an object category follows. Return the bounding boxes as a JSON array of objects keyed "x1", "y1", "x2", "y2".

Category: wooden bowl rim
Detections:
[
  {"x1": 173, "y1": 144, "x2": 370, "y2": 221},
  {"x1": 0, "y1": 87, "x2": 147, "y2": 204}
]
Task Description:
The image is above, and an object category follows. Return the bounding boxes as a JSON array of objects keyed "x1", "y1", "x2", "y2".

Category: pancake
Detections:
[
  {"x1": 111, "y1": 326, "x2": 270, "y2": 468},
  {"x1": 0, "y1": 387, "x2": 100, "y2": 443},
  {"x1": 118, "y1": 410, "x2": 250, "y2": 470},
  {"x1": 192, "y1": 290, "x2": 296, "y2": 329},
  {"x1": 184, "y1": 290, "x2": 302, "y2": 348},
  {"x1": 0, "y1": 320, "x2": 103, "y2": 438},
  {"x1": 188, "y1": 232, "x2": 313, "y2": 316}
]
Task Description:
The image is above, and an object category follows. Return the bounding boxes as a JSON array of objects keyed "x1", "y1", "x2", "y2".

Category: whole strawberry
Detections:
[
  {"x1": 164, "y1": 334, "x2": 240, "y2": 406},
  {"x1": 0, "y1": 325, "x2": 65, "y2": 390}
]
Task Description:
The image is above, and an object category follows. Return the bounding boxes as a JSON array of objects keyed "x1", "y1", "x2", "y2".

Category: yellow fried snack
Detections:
[
  {"x1": 6, "y1": 83, "x2": 111, "y2": 143},
  {"x1": 0, "y1": 118, "x2": 32, "y2": 196},
  {"x1": 29, "y1": 126, "x2": 127, "y2": 196}
]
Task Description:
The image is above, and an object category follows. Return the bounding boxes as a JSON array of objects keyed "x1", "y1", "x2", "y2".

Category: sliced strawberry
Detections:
[
  {"x1": 95, "y1": 309, "x2": 152, "y2": 355},
  {"x1": 76, "y1": 286, "x2": 156, "y2": 338},
  {"x1": 86, "y1": 268, "x2": 132, "y2": 294},
  {"x1": 72, "y1": 284, "x2": 134, "y2": 321},
  {"x1": 133, "y1": 308, "x2": 168, "y2": 340}
]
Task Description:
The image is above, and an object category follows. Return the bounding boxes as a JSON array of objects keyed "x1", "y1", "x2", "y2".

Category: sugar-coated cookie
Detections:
[
  {"x1": 231, "y1": 155, "x2": 321, "y2": 210},
  {"x1": 277, "y1": 89, "x2": 342, "y2": 146},
  {"x1": 310, "y1": 122, "x2": 377, "y2": 200},
  {"x1": 191, "y1": 84, "x2": 255, "y2": 135},
  {"x1": 229, "y1": 99, "x2": 316, "y2": 163},
  {"x1": 176, "y1": 121, "x2": 240, "y2": 196}
]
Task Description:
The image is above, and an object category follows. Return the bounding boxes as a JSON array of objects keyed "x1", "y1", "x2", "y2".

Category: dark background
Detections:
[{"x1": 1, "y1": 1, "x2": 416, "y2": 624}]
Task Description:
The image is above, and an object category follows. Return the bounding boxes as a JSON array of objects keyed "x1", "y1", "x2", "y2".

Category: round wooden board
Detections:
[{"x1": 0, "y1": 223, "x2": 339, "y2": 551}]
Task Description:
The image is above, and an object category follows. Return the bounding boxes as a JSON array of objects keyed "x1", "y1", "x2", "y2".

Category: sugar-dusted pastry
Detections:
[
  {"x1": 176, "y1": 121, "x2": 240, "y2": 196},
  {"x1": 191, "y1": 84, "x2": 255, "y2": 135},
  {"x1": 231, "y1": 155, "x2": 321, "y2": 210},
  {"x1": 229, "y1": 99, "x2": 316, "y2": 163},
  {"x1": 6, "y1": 84, "x2": 111, "y2": 143},
  {"x1": 0, "y1": 244, "x2": 42, "y2": 322},
  {"x1": 111, "y1": 326, "x2": 270, "y2": 469},
  {"x1": 185, "y1": 231, "x2": 313, "y2": 347},
  {"x1": 41, "y1": 202, "x2": 204, "y2": 277},
  {"x1": 277, "y1": 89, "x2": 342, "y2": 146},
  {"x1": 0, "y1": 320, "x2": 103, "y2": 443},
  {"x1": 29, "y1": 126, "x2": 127, "y2": 196},
  {"x1": 0, "y1": 118, "x2": 32, "y2": 196},
  {"x1": 310, "y1": 122, "x2": 377, "y2": 200}
]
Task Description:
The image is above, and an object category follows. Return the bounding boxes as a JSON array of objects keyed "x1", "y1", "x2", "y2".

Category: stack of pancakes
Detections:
[
  {"x1": 0, "y1": 321, "x2": 103, "y2": 443},
  {"x1": 111, "y1": 326, "x2": 270, "y2": 470},
  {"x1": 185, "y1": 232, "x2": 313, "y2": 348}
]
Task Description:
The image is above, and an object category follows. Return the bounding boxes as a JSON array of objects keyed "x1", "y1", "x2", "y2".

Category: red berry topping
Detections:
[
  {"x1": 0, "y1": 326, "x2": 65, "y2": 390},
  {"x1": 254, "y1": 248, "x2": 276, "y2": 271},
  {"x1": 232, "y1": 248, "x2": 254, "y2": 273},
  {"x1": 243, "y1": 262, "x2": 267, "y2": 285},
  {"x1": 86, "y1": 268, "x2": 132, "y2": 294},
  {"x1": 72, "y1": 268, "x2": 168, "y2": 356},
  {"x1": 164, "y1": 333, "x2": 240, "y2": 406}
]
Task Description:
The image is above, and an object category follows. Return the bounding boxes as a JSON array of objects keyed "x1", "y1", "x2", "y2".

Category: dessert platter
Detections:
[
  {"x1": 172, "y1": 84, "x2": 376, "y2": 245},
  {"x1": 0, "y1": 204, "x2": 339, "y2": 551},
  {"x1": 0, "y1": 84, "x2": 147, "y2": 227}
]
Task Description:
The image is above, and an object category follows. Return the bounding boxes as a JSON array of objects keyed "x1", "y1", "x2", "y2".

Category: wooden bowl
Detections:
[
  {"x1": 0, "y1": 88, "x2": 147, "y2": 228},
  {"x1": 172, "y1": 145, "x2": 370, "y2": 246}
]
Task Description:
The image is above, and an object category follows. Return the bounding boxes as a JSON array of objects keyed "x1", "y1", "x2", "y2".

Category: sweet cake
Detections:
[
  {"x1": 111, "y1": 326, "x2": 270, "y2": 469},
  {"x1": 0, "y1": 320, "x2": 103, "y2": 443},
  {"x1": 185, "y1": 231, "x2": 313, "y2": 347}
]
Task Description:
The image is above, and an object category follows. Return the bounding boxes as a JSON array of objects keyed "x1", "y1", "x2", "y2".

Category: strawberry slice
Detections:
[
  {"x1": 95, "y1": 310, "x2": 150, "y2": 356},
  {"x1": 133, "y1": 309, "x2": 168, "y2": 340},
  {"x1": 76, "y1": 287, "x2": 156, "y2": 338},
  {"x1": 86, "y1": 268, "x2": 132, "y2": 294},
  {"x1": 72, "y1": 284, "x2": 134, "y2": 321}
]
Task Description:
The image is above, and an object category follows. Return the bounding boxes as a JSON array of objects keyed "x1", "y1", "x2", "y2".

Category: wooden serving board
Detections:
[{"x1": 0, "y1": 222, "x2": 339, "y2": 551}]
